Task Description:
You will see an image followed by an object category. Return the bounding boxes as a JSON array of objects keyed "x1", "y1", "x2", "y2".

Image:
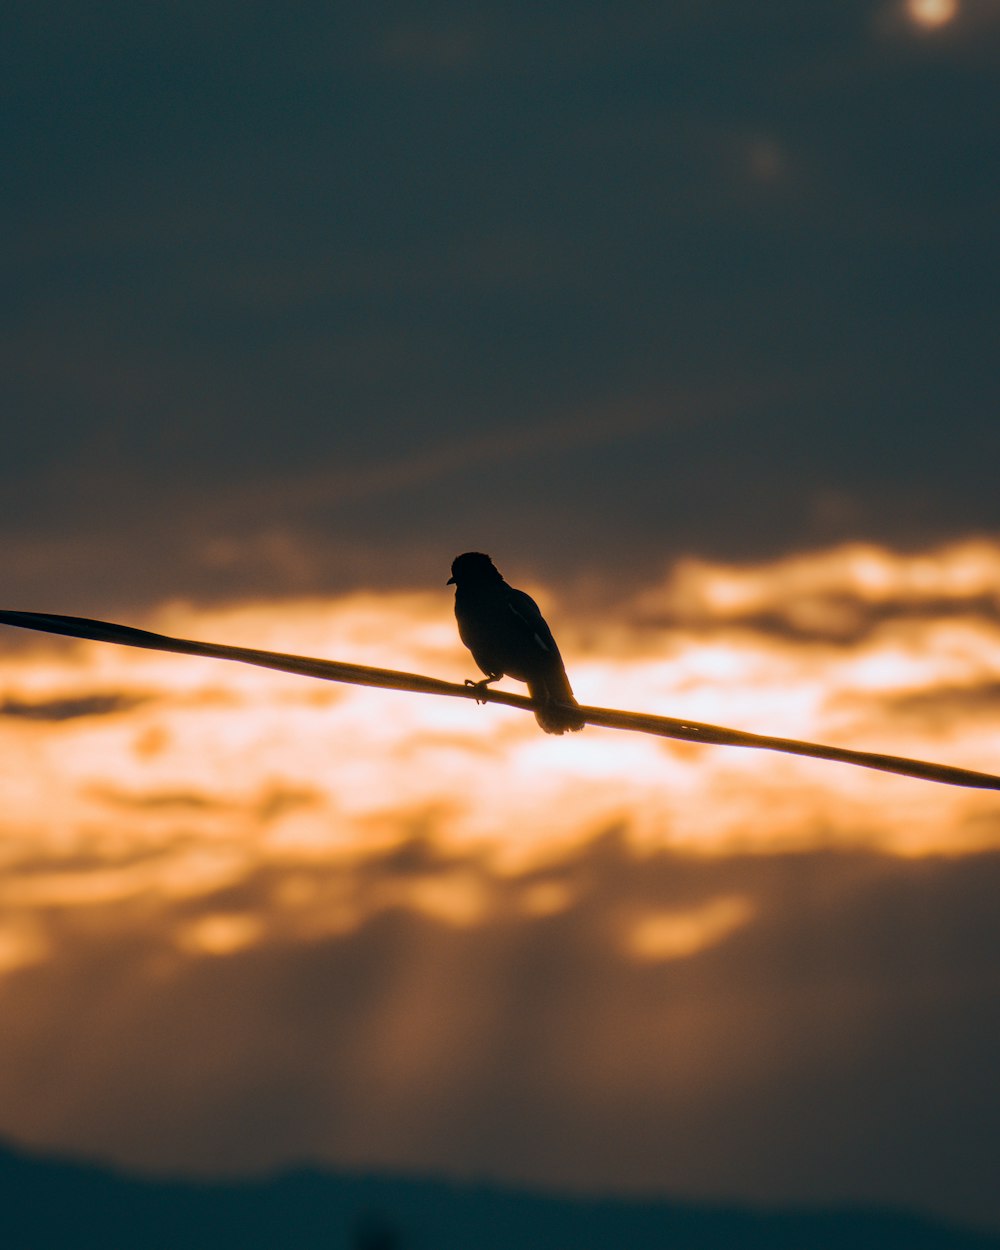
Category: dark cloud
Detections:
[
  {"x1": 2, "y1": 834, "x2": 999, "y2": 1230},
  {"x1": 885, "y1": 681, "x2": 1000, "y2": 725},
  {"x1": 0, "y1": 693, "x2": 151, "y2": 721},
  {"x1": 88, "y1": 784, "x2": 320, "y2": 816},
  {"x1": 2, "y1": 1, "x2": 997, "y2": 610},
  {"x1": 632, "y1": 595, "x2": 1000, "y2": 646}
]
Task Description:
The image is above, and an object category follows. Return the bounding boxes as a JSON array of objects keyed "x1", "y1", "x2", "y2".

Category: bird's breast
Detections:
[{"x1": 455, "y1": 587, "x2": 548, "y2": 682}]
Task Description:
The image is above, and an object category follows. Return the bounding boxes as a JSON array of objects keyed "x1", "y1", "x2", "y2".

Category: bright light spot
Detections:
[
  {"x1": 627, "y1": 896, "x2": 756, "y2": 961},
  {"x1": 179, "y1": 914, "x2": 262, "y2": 956},
  {"x1": 907, "y1": 0, "x2": 959, "y2": 28}
]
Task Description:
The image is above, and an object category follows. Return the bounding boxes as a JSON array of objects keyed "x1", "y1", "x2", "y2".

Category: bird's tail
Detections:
[{"x1": 528, "y1": 669, "x2": 585, "y2": 735}]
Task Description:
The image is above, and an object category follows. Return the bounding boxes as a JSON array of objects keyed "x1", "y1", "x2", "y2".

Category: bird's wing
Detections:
[{"x1": 506, "y1": 588, "x2": 559, "y2": 656}]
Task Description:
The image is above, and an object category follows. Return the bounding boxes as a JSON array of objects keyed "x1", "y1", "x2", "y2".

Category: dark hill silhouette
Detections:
[{"x1": 3, "y1": 1139, "x2": 998, "y2": 1250}]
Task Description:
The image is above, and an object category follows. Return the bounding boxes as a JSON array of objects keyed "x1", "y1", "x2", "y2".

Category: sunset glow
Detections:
[
  {"x1": 7, "y1": 0, "x2": 998, "y2": 1231},
  {"x1": 3, "y1": 540, "x2": 999, "y2": 913},
  {"x1": 2, "y1": 540, "x2": 1000, "y2": 1221}
]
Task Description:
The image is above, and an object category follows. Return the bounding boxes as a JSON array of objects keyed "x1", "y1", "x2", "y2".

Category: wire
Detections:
[{"x1": 2, "y1": 608, "x2": 999, "y2": 792}]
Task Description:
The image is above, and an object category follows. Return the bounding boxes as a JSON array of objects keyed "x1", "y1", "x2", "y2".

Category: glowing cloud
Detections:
[
  {"x1": 626, "y1": 895, "x2": 756, "y2": 961},
  {"x1": 2, "y1": 541, "x2": 1000, "y2": 1228},
  {"x1": 2, "y1": 539, "x2": 1000, "y2": 919}
]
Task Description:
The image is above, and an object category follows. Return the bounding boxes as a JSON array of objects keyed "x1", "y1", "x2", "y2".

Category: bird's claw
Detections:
[{"x1": 465, "y1": 677, "x2": 492, "y2": 705}]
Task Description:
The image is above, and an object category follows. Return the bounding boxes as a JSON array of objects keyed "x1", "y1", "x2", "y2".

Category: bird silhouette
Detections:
[{"x1": 447, "y1": 552, "x2": 584, "y2": 734}]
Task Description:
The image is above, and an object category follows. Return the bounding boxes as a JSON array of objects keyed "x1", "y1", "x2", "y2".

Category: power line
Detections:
[{"x1": 2, "y1": 608, "x2": 999, "y2": 792}]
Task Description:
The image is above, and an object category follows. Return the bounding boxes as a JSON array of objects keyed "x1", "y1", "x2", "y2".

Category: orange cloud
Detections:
[
  {"x1": 2, "y1": 539, "x2": 999, "y2": 922},
  {"x1": 2, "y1": 534, "x2": 1000, "y2": 1232}
]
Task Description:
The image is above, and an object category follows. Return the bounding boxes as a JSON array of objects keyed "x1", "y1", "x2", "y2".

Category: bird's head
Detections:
[{"x1": 447, "y1": 551, "x2": 502, "y2": 586}]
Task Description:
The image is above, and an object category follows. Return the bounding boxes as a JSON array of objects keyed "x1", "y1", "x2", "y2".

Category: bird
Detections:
[{"x1": 447, "y1": 551, "x2": 584, "y2": 734}]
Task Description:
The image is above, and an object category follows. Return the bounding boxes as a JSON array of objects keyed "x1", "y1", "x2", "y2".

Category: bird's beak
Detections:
[{"x1": 446, "y1": 576, "x2": 455, "y2": 585}]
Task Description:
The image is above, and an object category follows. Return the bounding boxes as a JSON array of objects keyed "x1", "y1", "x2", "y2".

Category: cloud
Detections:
[
  {"x1": 0, "y1": 693, "x2": 150, "y2": 721},
  {"x1": 3, "y1": 543, "x2": 1000, "y2": 1229},
  {"x1": 379, "y1": 23, "x2": 483, "y2": 72},
  {"x1": 1, "y1": 836, "x2": 999, "y2": 1229},
  {"x1": 625, "y1": 541, "x2": 1000, "y2": 673},
  {"x1": 89, "y1": 783, "x2": 320, "y2": 817},
  {"x1": 4, "y1": 0, "x2": 997, "y2": 617},
  {"x1": 3, "y1": 541, "x2": 1000, "y2": 877}
]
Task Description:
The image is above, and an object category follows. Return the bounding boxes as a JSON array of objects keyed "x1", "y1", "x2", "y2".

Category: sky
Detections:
[{"x1": 3, "y1": 0, "x2": 1000, "y2": 1237}]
